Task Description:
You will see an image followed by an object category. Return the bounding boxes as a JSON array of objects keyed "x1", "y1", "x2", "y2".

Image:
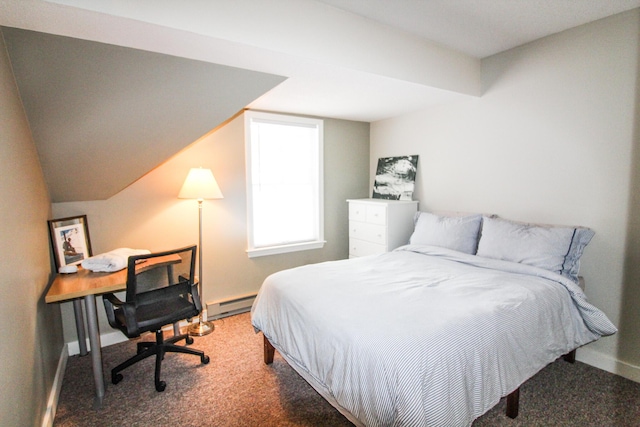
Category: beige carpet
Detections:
[{"x1": 54, "y1": 312, "x2": 640, "y2": 426}]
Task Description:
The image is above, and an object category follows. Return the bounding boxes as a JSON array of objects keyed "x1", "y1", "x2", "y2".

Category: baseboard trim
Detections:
[
  {"x1": 67, "y1": 330, "x2": 129, "y2": 356},
  {"x1": 578, "y1": 347, "x2": 640, "y2": 383},
  {"x1": 42, "y1": 344, "x2": 69, "y2": 427}
]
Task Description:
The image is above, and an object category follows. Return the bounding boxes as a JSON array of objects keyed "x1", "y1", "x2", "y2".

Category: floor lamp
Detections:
[{"x1": 178, "y1": 167, "x2": 223, "y2": 336}]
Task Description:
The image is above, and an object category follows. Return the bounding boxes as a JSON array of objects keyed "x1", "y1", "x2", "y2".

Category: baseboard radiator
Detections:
[{"x1": 206, "y1": 292, "x2": 257, "y2": 319}]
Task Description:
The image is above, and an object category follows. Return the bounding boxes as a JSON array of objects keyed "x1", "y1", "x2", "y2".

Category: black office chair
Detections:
[{"x1": 103, "y1": 245, "x2": 210, "y2": 392}]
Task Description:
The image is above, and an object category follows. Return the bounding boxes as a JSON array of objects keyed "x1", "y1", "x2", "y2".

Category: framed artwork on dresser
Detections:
[{"x1": 372, "y1": 155, "x2": 418, "y2": 201}]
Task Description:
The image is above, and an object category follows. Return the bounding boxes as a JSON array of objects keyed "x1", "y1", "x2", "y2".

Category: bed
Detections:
[{"x1": 251, "y1": 212, "x2": 617, "y2": 426}]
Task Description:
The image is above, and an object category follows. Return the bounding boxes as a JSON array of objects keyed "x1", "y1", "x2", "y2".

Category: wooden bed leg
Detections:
[
  {"x1": 503, "y1": 350, "x2": 573, "y2": 420},
  {"x1": 263, "y1": 334, "x2": 275, "y2": 364},
  {"x1": 562, "y1": 349, "x2": 576, "y2": 363},
  {"x1": 506, "y1": 388, "x2": 519, "y2": 419}
]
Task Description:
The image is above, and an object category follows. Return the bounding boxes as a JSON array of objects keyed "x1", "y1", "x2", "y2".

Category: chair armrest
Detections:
[
  {"x1": 103, "y1": 293, "x2": 141, "y2": 337},
  {"x1": 191, "y1": 281, "x2": 202, "y2": 311},
  {"x1": 178, "y1": 275, "x2": 202, "y2": 311},
  {"x1": 104, "y1": 293, "x2": 124, "y2": 306},
  {"x1": 102, "y1": 293, "x2": 123, "y2": 328}
]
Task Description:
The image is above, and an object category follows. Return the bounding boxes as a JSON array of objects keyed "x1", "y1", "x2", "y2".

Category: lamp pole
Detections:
[
  {"x1": 179, "y1": 167, "x2": 222, "y2": 336},
  {"x1": 188, "y1": 198, "x2": 215, "y2": 336}
]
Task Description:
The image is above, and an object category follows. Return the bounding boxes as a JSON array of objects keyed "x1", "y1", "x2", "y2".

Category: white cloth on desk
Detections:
[{"x1": 81, "y1": 248, "x2": 150, "y2": 272}]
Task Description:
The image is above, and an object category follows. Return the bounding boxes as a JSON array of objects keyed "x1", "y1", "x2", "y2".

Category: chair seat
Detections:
[{"x1": 114, "y1": 297, "x2": 199, "y2": 337}]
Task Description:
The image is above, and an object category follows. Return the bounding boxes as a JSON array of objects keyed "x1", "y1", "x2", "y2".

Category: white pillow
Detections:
[
  {"x1": 476, "y1": 215, "x2": 594, "y2": 283},
  {"x1": 409, "y1": 212, "x2": 483, "y2": 254}
]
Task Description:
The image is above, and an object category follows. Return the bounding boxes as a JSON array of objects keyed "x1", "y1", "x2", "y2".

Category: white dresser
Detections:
[{"x1": 347, "y1": 198, "x2": 419, "y2": 258}]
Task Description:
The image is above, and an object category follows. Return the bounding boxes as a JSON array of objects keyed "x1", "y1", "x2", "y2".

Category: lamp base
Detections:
[{"x1": 188, "y1": 318, "x2": 214, "y2": 336}]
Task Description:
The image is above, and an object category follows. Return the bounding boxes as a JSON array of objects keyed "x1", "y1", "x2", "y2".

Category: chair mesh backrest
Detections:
[{"x1": 125, "y1": 245, "x2": 197, "y2": 304}]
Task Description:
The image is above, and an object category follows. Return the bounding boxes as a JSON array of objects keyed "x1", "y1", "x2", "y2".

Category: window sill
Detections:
[{"x1": 247, "y1": 240, "x2": 326, "y2": 258}]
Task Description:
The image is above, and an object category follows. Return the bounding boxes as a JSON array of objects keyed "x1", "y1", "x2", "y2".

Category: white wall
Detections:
[{"x1": 371, "y1": 10, "x2": 640, "y2": 380}]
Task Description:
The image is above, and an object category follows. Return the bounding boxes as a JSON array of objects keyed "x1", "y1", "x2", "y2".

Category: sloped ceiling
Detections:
[
  {"x1": 1, "y1": 0, "x2": 482, "y2": 122},
  {"x1": 2, "y1": 27, "x2": 285, "y2": 202},
  {"x1": 6, "y1": 1, "x2": 633, "y2": 203}
]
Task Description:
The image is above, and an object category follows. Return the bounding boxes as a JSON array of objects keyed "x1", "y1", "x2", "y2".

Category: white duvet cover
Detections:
[{"x1": 251, "y1": 245, "x2": 616, "y2": 427}]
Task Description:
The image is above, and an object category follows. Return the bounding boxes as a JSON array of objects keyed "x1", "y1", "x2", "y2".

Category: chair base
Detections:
[{"x1": 111, "y1": 329, "x2": 209, "y2": 392}]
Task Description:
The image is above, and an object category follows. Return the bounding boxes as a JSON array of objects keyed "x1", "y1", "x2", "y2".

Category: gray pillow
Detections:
[
  {"x1": 409, "y1": 212, "x2": 482, "y2": 254},
  {"x1": 476, "y1": 215, "x2": 594, "y2": 283}
]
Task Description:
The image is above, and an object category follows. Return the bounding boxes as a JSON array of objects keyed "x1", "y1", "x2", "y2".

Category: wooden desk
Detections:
[
  {"x1": 46, "y1": 254, "x2": 181, "y2": 407},
  {"x1": 46, "y1": 267, "x2": 129, "y2": 303}
]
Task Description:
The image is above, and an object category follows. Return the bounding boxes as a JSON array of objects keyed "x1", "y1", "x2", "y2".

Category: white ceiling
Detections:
[
  {"x1": 315, "y1": 0, "x2": 640, "y2": 58},
  {"x1": 2, "y1": 0, "x2": 639, "y2": 124},
  {"x1": 2, "y1": 0, "x2": 638, "y2": 201}
]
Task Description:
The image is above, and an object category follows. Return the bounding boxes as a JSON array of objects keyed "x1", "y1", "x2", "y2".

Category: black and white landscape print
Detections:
[{"x1": 372, "y1": 155, "x2": 418, "y2": 200}]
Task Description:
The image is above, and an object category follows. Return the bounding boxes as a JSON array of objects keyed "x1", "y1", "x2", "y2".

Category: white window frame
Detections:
[{"x1": 244, "y1": 110, "x2": 325, "y2": 258}]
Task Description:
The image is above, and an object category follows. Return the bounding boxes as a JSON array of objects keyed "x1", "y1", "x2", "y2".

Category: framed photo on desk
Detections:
[{"x1": 48, "y1": 215, "x2": 93, "y2": 268}]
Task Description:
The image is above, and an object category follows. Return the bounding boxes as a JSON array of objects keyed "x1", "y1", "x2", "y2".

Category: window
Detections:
[{"x1": 245, "y1": 111, "x2": 324, "y2": 258}]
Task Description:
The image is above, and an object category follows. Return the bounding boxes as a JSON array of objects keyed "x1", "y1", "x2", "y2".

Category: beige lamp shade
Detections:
[{"x1": 178, "y1": 167, "x2": 223, "y2": 200}]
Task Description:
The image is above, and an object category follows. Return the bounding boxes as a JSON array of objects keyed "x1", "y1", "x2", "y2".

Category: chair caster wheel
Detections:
[
  {"x1": 156, "y1": 381, "x2": 166, "y2": 392},
  {"x1": 186, "y1": 336, "x2": 194, "y2": 345},
  {"x1": 202, "y1": 355, "x2": 210, "y2": 364},
  {"x1": 112, "y1": 373, "x2": 123, "y2": 385}
]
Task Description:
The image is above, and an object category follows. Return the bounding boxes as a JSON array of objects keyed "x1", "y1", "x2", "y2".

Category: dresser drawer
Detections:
[
  {"x1": 349, "y1": 238, "x2": 386, "y2": 257},
  {"x1": 349, "y1": 202, "x2": 387, "y2": 226},
  {"x1": 348, "y1": 202, "x2": 367, "y2": 222},
  {"x1": 349, "y1": 221, "x2": 387, "y2": 245},
  {"x1": 365, "y1": 204, "x2": 387, "y2": 225}
]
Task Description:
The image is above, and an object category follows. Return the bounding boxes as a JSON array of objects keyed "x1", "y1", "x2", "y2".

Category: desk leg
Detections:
[
  {"x1": 166, "y1": 266, "x2": 181, "y2": 339},
  {"x1": 84, "y1": 294, "x2": 105, "y2": 408},
  {"x1": 73, "y1": 299, "x2": 88, "y2": 356}
]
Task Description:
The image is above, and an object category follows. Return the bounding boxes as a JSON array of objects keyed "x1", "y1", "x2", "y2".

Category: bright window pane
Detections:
[{"x1": 245, "y1": 111, "x2": 324, "y2": 257}]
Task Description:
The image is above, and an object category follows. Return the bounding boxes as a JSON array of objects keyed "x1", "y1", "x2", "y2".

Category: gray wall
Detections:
[
  {"x1": 0, "y1": 30, "x2": 64, "y2": 427},
  {"x1": 371, "y1": 10, "x2": 640, "y2": 380},
  {"x1": 53, "y1": 112, "x2": 370, "y2": 345}
]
